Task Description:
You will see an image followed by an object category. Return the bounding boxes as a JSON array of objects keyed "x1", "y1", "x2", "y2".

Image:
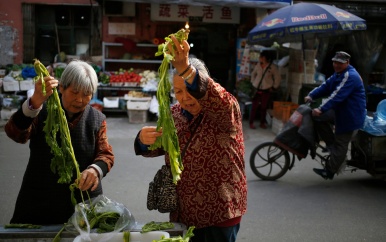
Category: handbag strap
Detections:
[
  {"x1": 181, "y1": 113, "x2": 203, "y2": 158},
  {"x1": 256, "y1": 62, "x2": 272, "y2": 90}
]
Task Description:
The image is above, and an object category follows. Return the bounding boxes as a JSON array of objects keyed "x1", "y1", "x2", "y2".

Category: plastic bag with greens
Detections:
[{"x1": 65, "y1": 195, "x2": 136, "y2": 242}]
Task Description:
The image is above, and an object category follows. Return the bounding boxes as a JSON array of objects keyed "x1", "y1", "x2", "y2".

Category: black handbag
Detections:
[
  {"x1": 147, "y1": 164, "x2": 177, "y2": 213},
  {"x1": 147, "y1": 114, "x2": 203, "y2": 213}
]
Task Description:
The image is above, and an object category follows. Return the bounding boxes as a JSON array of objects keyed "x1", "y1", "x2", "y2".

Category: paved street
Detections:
[{"x1": 1, "y1": 115, "x2": 386, "y2": 242}]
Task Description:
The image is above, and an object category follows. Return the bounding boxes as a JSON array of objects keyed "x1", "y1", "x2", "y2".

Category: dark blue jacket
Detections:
[{"x1": 309, "y1": 65, "x2": 366, "y2": 134}]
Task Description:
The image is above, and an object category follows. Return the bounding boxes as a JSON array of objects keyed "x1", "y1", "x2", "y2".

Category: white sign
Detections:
[
  {"x1": 108, "y1": 23, "x2": 136, "y2": 35},
  {"x1": 151, "y1": 3, "x2": 240, "y2": 24}
]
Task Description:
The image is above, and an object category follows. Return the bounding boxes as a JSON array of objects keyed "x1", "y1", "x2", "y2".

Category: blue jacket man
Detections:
[{"x1": 305, "y1": 51, "x2": 366, "y2": 180}]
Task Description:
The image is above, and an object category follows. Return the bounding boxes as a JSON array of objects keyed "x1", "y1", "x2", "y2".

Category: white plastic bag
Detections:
[
  {"x1": 149, "y1": 95, "x2": 159, "y2": 115},
  {"x1": 66, "y1": 195, "x2": 136, "y2": 242}
]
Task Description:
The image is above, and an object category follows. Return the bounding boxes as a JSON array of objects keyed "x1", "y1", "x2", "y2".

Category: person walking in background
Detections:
[
  {"x1": 4, "y1": 60, "x2": 114, "y2": 224},
  {"x1": 249, "y1": 50, "x2": 281, "y2": 129},
  {"x1": 305, "y1": 51, "x2": 366, "y2": 180},
  {"x1": 134, "y1": 35, "x2": 247, "y2": 242}
]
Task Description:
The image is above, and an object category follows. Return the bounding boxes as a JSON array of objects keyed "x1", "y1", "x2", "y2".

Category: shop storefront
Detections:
[{"x1": 0, "y1": 0, "x2": 292, "y2": 118}]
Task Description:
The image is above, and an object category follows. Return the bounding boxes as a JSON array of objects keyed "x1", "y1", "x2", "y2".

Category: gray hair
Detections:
[
  {"x1": 171, "y1": 57, "x2": 210, "y2": 83},
  {"x1": 60, "y1": 59, "x2": 98, "y2": 94}
]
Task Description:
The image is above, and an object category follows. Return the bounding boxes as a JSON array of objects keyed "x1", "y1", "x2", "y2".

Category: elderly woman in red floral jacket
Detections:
[{"x1": 134, "y1": 35, "x2": 247, "y2": 242}]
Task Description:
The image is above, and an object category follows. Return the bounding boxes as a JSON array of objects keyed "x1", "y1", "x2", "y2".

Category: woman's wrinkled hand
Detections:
[
  {"x1": 30, "y1": 76, "x2": 59, "y2": 109},
  {"x1": 78, "y1": 167, "x2": 99, "y2": 191},
  {"x1": 139, "y1": 126, "x2": 163, "y2": 145},
  {"x1": 167, "y1": 35, "x2": 190, "y2": 73}
]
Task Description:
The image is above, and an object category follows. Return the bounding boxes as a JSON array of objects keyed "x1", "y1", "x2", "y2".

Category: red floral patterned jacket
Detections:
[{"x1": 135, "y1": 72, "x2": 247, "y2": 228}]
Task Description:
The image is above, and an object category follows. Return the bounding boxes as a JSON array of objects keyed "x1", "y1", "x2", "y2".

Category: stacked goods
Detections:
[
  {"x1": 126, "y1": 92, "x2": 152, "y2": 123},
  {"x1": 287, "y1": 49, "x2": 317, "y2": 103},
  {"x1": 273, "y1": 101, "x2": 299, "y2": 123}
]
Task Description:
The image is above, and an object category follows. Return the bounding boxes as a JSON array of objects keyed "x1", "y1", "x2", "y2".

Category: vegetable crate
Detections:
[
  {"x1": 127, "y1": 109, "x2": 148, "y2": 124},
  {"x1": 1, "y1": 108, "x2": 17, "y2": 120},
  {"x1": 3, "y1": 81, "x2": 20, "y2": 92},
  {"x1": 126, "y1": 97, "x2": 151, "y2": 123},
  {"x1": 356, "y1": 130, "x2": 386, "y2": 162},
  {"x1": 103, "y1": 97, "x2": 120, "y2": 108},
  {"x1": 126, "y1": 97, "x2": 152, "y2": 110},
  {"x1": 19, "y1": 80, "x2": 34, "y2": 91},
  {"x1": 273, "y1": 101, "x2": 299, "y2": 123}
]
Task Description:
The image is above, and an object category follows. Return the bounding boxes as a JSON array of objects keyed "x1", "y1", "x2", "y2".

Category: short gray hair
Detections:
[
  {"x1": 60, "y1": 59, "x2": 98, "y2": 94},
  {"x1": 171, "y1": 57, "x2": 210, "y2": 82}
]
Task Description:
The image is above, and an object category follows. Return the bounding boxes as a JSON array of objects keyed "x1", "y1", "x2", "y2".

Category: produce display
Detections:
[
  {"x1": 98, "y1": 69, "x2": 158, "y2": 88},
  {"x1": 109, "y1": 68, "x2": 142, "y2": 86},
  {"x1": 139, "y1": 70, "x2": 158, "y2": 86}
]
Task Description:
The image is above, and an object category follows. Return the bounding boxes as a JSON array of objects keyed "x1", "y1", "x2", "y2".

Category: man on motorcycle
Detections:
[{"x1": 305, "y1": 51, "x2": 366, "y2": 180}]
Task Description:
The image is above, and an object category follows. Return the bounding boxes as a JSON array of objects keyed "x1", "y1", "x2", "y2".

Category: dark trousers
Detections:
[
  {"x1": 249, "y1": 91, "x2": 271, "y2": 125},
  {"x1": 313, "y1": 110, "x2": 356, "y2": 173},
  {"x1": 191, "y1": 223, "x2": 240, "y2": 242}
]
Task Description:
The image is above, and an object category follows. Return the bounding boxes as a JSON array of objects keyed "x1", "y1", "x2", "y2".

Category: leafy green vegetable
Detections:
[
  {"x1": 237, "y1": 77, "x2": 255, "y2": 98},
  {"x1": 33, "y1": 59, "x2": 81, "y2": 187},
  {"x1": 35, "y1": 61, "x2": 88, "y2": 242},
  {"x1": 153, "y1": 226, "x2": 195, "y2": 242},
  {"x1": 4, "y1": 224, "x2": 41, "y2": 229},
  {"x1": 150, "y1": 29, "x2": 190, "y2": 184},
  {"x1": 123, "y1": 230, "x2": 131, "y2": 242},
  {"x1": 52, "y1": 225, "x2": 66, "y2": 242},
  {"x1": 141, "y1": 221, "x2": 175, "y2": 233}
]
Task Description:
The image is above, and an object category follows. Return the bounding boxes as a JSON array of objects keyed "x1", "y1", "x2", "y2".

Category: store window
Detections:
[{"x1": 24, "y1": 4, "x2": 98, "y2": 65}]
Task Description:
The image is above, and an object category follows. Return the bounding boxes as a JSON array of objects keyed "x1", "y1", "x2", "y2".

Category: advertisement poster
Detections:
[{"x1": 236, "y1": 38, "x2": 250, "y2": 82}]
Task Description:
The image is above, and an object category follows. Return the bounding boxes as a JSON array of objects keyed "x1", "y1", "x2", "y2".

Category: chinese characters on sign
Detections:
[{"x1": 151, "y1": 4, "x2": 240, "y2": 24}]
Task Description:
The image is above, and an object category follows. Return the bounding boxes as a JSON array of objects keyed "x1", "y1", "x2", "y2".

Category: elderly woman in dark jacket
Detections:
[{"x1": 5, "y1": 60, "x2": 114, "y2": 224}]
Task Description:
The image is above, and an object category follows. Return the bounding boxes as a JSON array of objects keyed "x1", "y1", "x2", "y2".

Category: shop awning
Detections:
[{"x1": 113, "y1": 0, "x2": 292, "y2": 9}]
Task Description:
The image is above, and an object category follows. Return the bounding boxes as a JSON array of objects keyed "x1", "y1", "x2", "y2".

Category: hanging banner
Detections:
[
  {"x1": 151, "y1": 3, "x2": 240, "y2": 24},
  {"x1": 236, "y1": 0, "x2": 292, "y2": 8}
]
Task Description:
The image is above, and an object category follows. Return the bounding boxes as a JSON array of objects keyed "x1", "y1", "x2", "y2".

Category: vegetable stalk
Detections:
[
  {"x1": 150, "y1": 29, "x2": 190, "y2": 184},
  {"x1": 33, "y1": 59, "x2": 82, "y2": 203}
]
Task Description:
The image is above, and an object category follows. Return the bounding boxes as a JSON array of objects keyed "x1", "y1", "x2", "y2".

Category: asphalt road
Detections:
[{"x1": 1, "y1": 116, "x2": 386, "y2": 242}]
